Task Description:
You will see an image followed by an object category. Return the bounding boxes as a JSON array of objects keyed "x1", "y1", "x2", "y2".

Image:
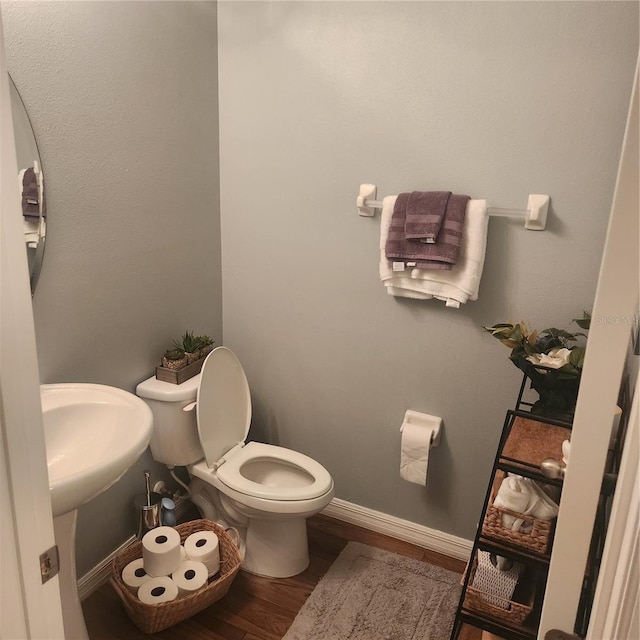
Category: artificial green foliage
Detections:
[
  {"x1": 174, "y1": 331, "x2": 199, "y2": 354},
  {"x1": 163, "y1": 348, "x2": 186, "y2": 361},
  {"x1": 194, "y1": 335, "x2": 214, "y2": 350},
  {"x1": 484, "y1": 313, "x2": 590, "y2": 419},
  {"x1": 172, "y1": 331, "x2": 215, "y2": 357}
]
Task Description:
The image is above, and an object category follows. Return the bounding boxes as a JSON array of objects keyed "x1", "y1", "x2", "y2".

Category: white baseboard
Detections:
[
  {"x1": 322, "y1": 497, "x2": 473, "y2": 561},
  {"x1": 78, "y1": 497, "x2": 472, "y2": 600},
  {"x1": 77, "y1": 535, "x2": 137, "y2": 601}
]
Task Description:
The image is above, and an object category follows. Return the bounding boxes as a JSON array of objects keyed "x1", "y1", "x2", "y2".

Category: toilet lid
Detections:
[{"x1": 196, "y1": 346, "x2": 251, "y2": 467}]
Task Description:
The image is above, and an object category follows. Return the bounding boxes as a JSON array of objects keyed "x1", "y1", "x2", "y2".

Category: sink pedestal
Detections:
[{"x1": 54, "y1": 510, "x2": 89, "y2": 640}]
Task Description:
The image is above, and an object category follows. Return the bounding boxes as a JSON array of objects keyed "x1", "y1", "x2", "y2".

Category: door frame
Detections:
[
  {"x1": 0, "y1": 13, "x2": 65, "y2": 639},
  {"x1": 538, "y1": 60, "x2": 639, "y2": 638}
]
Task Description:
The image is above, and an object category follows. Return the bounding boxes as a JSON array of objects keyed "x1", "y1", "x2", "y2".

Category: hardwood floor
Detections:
[{"x1": 82, "y1": 514, "x2": 481, "y2": 640}]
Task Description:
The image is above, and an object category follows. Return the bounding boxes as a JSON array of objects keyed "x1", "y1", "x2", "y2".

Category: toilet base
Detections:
[{"x1": 242, "y1": 517, "x2": 309, "y2": 578}]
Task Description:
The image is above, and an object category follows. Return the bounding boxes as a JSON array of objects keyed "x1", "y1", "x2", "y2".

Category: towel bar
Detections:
[{"x1": 356, "y1": 184, "x2": 549, "y2": 231}]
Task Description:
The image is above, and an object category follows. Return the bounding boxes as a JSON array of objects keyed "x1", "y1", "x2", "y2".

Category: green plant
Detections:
[
  {"x1": 484, "y1": 312, "x2": 590, "y2": 418},
  {"x1": 163, "y1": 348, "x2": 186, "y2": 361},
  {"x1": 174, "y1": 330, "x2": 199, "y2": 354},
  {"x1": 174, "y1": 331, "x2": 215, "y2": 353},
  {"x1": 193, "y1": 334, "x2": 214, "y2": 350}
]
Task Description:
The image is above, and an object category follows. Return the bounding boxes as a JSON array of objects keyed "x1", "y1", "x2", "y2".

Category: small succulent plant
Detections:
[
  {"x1": 169, "y1": 331, "x2": 215, "y2": 365},
  {"x1": 163, "y1": 348, "x2": 186, "y2": 361},
  {"x1": 174, "y1": 331, "x2": 199, "y2": 354},
  {"x1": 194, "y1": 334, "x2": 214, "y2": 350}
]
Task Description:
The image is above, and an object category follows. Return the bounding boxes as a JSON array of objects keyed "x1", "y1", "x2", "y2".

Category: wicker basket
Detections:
[
  {"x1": 110, "y1": 519, "x2": 241, "y2": 634},
  {"x1": 482, "y1": 500, "x2": 553, "y2": 555},
  {"x1": 462, "y1": 555, "x2": 534, "y2": 626}
]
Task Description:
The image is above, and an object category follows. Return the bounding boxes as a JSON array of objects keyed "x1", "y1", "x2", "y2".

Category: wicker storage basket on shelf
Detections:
[
  {"x1": 462, "y1": 555, "x2": 534, "y2": 626},
  {"x1": 110, "y1": 519, "x2": 241, "y2": 634},
  {"x1": 483, "y1": 501, "x2": 553, "y2": 555},
  {"x1": 482, "y1": 469, "x2": 554, "y2": 556}
]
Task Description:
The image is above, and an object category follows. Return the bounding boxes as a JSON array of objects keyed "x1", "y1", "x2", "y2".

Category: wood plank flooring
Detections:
[{"x1": 82, "y1": 513, "x2": 481, "y2": 640}]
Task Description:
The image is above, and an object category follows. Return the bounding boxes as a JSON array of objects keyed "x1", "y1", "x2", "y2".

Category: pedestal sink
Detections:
[{"x1": 41, "y1": 383, "x2": 153, "y2": 640}]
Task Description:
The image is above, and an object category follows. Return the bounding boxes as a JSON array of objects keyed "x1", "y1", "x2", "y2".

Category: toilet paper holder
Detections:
[{"x1": 400, "y1": 410, "x2": 442, "y2": 447}]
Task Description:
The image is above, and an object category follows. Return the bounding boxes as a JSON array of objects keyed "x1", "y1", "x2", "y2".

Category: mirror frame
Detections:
[{"x1": 9, "y1": 74, "x2": 46, "y2": 294}]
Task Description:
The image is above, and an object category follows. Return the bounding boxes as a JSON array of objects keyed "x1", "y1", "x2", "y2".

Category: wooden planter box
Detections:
[{"x1": 155, "y1": 356, "x2": 206, "y2": 385}]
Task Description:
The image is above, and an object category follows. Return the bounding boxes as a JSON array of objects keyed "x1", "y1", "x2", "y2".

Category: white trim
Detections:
[
  {"x1": 322, "y1": 498, "x2": 473, "y2": 561},
  {"x1": 587, "y1": 376, "x2": 639, "y2": 640},
  {"x1": 77, "y1": 535, "x2": 137, "y2": 601},
  {"x1": 0, "y1": 15, "x2": 65, "y2": 640},
  {"x1": 76, "y1": 498, "x2": 474, "y2": 602},
  {"x1": 539, "y1": 60, "x2": 639, "y2": 638}
]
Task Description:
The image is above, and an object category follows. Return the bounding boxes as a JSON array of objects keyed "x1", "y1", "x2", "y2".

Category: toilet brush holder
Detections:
[{"x1": 134, "y1": 492, "x2": 162, "y2": 539}]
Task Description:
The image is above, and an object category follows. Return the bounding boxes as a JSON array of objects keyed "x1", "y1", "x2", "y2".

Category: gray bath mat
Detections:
[{"x1": 282, "y1": 541, "x2": 461, "y2": 640}]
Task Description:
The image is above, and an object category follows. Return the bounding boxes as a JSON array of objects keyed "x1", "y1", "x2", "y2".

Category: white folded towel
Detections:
[
  {"x1": 493, "y1": 475, "x2": 559, "y2": 532},
  {"x1": 379, "y1": 195, "x2": 489, "y2": 306},
  {"x1": 493, "y1": 476, "x2": 532, "y2": 530}
]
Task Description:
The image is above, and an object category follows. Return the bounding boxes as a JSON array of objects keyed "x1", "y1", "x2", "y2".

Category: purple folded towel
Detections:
[
  {"x1": 385, "y1": 192, "x2": 470, "y2": 269},
  {"x1": 404, "y1": 191, "x2": 451, "y2": 242}
]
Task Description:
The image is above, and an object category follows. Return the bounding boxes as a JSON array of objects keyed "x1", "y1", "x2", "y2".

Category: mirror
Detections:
[{"x1": 9, "y1": 75, "x2": 46, "y2": 293}]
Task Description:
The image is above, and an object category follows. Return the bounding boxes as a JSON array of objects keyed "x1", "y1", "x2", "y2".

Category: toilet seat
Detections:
[
  {"x1": 216, "y1": 441, "x2": 333, "y2": 501},
  {"x1": 196, "y1": 347, "x2": 332, "y2": 502}
]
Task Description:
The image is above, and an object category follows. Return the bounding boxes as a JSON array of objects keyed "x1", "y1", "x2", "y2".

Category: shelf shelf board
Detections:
[
  {"x1": 499, "y1": 414, "x2": 571, "y2": 481},
  {"x1": 477, "y1": 534, "x2": 552, "y2": 565},
  {"x1": 458, "y1": 607, "x2": 539, "y2": 640}
]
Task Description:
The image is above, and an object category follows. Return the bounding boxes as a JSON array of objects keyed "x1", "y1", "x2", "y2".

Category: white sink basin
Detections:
[{"x1": 40, "y1": 383, "x2": 153, "y2": 517}]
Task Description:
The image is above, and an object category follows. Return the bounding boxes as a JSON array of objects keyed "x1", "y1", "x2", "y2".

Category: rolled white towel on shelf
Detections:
[
  {"x1": 493, "y1": 475, "x2": 531, "y2": 530},
  {"x1": 493, "y1": 475, "x2": 559, "y2": 532}
]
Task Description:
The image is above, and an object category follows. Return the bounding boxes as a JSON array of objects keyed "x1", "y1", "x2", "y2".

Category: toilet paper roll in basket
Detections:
[
  {"x1": 184, "y1": 530, "x2": 220, "y2": 577},
  {"x1": 142, "y1": 526, "x2": 182, "y2": 577},
  {"x1": 121, "y1": 558, "x2": 151, "y2": 594},
  {"x1": 171, "y1": 560, "x2": 209, "y2": 597},
  {"x1": 399, "y1": 410, "x2": 442, "y2": 486},
  {"x1": 137, "y1": 576, "x2": 179, "y2": 605}
]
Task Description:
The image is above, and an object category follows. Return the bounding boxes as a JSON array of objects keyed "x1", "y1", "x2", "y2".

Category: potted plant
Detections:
[
  {"x1": 484, "y1": 313, "x2": 590, "y2": 420},
  {"x1": 156, "y1": 331, "x2": 216, "y2": 384},
  {"x1": 173, "y1": 331, "x2": 215, "y2": 364},
  {"x1": 161, "y1": 348, "x2": 187, "y2": 371}
]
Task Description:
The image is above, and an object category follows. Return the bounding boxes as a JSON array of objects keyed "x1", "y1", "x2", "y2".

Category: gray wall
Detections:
[
  {"x1": 1, "y1": 1, "x2": 221, "y2": 574},
  {"x1": 218, "y1": 2, "x2": 638, "y2": 540},
  {"x1": 1, "y1": 0, "x2": 637, "y2": 578}
]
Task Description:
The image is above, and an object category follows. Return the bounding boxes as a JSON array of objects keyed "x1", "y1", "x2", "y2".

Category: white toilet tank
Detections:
[{"x1": 136, "y1": 374, "x2": 203, "y2": 466}]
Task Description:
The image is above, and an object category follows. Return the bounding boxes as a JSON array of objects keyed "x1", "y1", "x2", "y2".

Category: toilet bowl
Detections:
[{"x1": 136, "y1": 346, "x2": 334, "y2": 578}]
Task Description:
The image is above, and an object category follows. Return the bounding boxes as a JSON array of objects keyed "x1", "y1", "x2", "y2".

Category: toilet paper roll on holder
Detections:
[{"x1": 400, "y1": 410, "x2": 442, "y2": 447}]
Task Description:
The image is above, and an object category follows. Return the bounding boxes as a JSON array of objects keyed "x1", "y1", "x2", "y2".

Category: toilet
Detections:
[{"x1": 136, "y1": 346, "x2": 334, "y2": 578}]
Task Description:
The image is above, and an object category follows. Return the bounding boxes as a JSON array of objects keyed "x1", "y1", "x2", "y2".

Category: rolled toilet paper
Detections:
[
  {"x1": 137, "y1": 576, "x2": 179, "y2": 605},
  {"x1": 184, "y1": 530, "x2": 220, "y2": 577},
  {"x1": 171, "y1": 560, "x2": 209, "y2": 597},
  {"x1": 399, "y1": 413, "x2": 440, "y2": 486},
  {"x1": 142, "y1": 526, "x2": 182, "y2": 577},
  {"x1": 121, "y1": 557, "x2": 151, "y2": 594}
]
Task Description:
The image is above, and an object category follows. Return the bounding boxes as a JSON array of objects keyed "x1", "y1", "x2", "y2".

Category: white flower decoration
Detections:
[{"x1": 526, "y1": 347, "x2": 572, "y2": 371}]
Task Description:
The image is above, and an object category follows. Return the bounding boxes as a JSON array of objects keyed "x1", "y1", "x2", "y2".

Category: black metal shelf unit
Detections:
[{"x1": 450, "y1": 402, "x2": 572, "y2": 640}]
